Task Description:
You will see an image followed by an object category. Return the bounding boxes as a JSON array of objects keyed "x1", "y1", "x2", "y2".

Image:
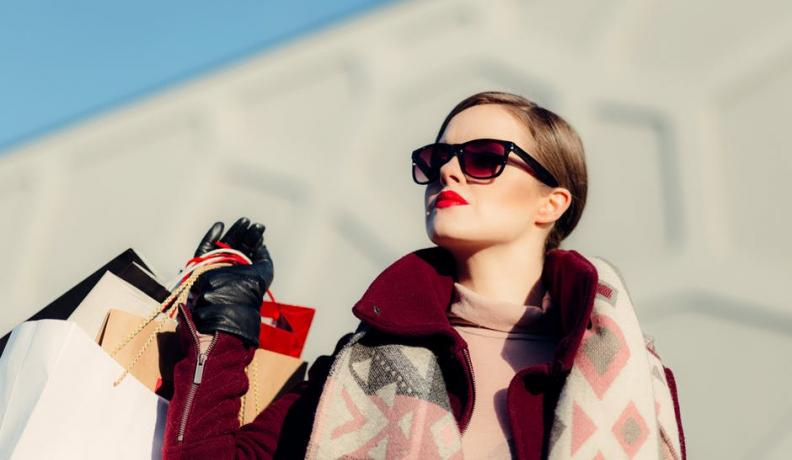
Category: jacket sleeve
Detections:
[{"x1": 162, "y1": 305, "x2": 354, "y2": 460}]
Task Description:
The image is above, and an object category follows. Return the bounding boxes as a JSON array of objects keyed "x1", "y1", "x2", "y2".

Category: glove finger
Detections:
[
  {"x1": 221, "y1": 217, "x2": 250, "y2": 248},
  {"x1": 194, "y1": 222, "x2": 224, "y2": 257},
  {"x1": 240, "y1": 222, "x2": 265, "y2": 258}
]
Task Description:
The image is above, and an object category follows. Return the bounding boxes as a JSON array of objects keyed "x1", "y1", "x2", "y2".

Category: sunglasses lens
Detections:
[
  {"x1": 413, "y1": 144, "x2": 452, "y2": 183},
  {"x1": 460, "y1": 140, "x2": 507, "y2": 178}
]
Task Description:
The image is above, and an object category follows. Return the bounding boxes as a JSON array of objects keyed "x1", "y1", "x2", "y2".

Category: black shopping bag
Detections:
[{"x1": 0, "y1": 249, "x2": 169, "y2": 355}]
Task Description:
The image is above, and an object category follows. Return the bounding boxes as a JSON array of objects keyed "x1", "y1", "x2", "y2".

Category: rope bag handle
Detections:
[
  {"x1": 111, "y1": 245, "x2": 270, "y2": 424},
  {"x1": 111, "y1": 246, "x2": 255, "y2": 386},
  {"x1": 111, "y1": 262, "x2": 230, "y2": 386}
]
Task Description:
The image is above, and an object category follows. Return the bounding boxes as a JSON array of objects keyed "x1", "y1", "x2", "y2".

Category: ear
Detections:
[{"x1": 535, "y1": 187, "x2": 572, "y2": 225}]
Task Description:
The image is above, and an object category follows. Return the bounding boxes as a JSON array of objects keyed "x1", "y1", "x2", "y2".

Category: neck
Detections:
[{"x1": 451, "y1": 236, "x2": 546, "y2": 306}]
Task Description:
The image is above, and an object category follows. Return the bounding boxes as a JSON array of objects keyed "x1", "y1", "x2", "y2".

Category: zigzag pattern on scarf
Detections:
[{"x1": 305, "y1": 333, "x2": 463, "y2": 459}]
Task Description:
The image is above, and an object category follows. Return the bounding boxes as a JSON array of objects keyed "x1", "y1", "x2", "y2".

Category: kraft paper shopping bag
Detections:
[{"x1": 98, "y1": 308, "x2": 307, "y2": 425}]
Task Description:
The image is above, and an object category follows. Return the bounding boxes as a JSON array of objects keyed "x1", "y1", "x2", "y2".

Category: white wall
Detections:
[{"x1": 1, "y1": 0, "x2": 790, "y2": 457}]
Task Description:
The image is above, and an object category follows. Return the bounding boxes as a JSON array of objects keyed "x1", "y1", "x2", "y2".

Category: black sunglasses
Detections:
[{"x1": 411, "y1": 138, "x2": 559, "y2": 187}]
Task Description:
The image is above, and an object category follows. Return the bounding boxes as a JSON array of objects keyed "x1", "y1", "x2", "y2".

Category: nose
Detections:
[{"x1": 438, "y1": 155, "x2": 465, "y2": 185}]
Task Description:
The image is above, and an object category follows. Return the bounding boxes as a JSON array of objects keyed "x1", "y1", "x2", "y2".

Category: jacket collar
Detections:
[{"x1": 352, "y1": 246, "x2": 599, "y2": 374}]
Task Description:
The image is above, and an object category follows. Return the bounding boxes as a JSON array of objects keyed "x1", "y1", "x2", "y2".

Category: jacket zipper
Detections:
[
  {"x1": 177, "y1": 304, "x2": 218, "y2": 442},
  {"x1": 460, "y1": 346, "x2": 476, "y2": 435}
]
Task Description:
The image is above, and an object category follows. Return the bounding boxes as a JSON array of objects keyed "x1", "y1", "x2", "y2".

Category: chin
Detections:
[
  {"x1": 428, "y1": 220, "x2": 525, "y2": 253},
  {"x1": 426, "y1": 225, "x2": 482, "y2": 252},
  {"x1": 427, "y1": 211, "x2": 484, "y2": 240}
]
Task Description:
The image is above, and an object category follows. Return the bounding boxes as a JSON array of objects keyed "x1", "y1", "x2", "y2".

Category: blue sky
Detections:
[{"x1": 0, "y1": 0, "x2": 395, "y2": 153}]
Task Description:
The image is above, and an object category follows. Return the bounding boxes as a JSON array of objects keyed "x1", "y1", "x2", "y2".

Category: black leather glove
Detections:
[{"x1": 190, "y1": 217, "x2": 274, "y2": 347}]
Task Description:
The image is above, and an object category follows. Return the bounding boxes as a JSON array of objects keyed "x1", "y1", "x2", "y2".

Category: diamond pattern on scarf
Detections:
[
  {"x1": 571, "y1": 402, "x2": 596, "y2": 456},
  {"x1": 612, "y1": 401, "x2": 649, "y2": 458},
  {"x1": 576, "y1": 313, "x2": 631, "y2": 399},
  {"x1": 543, "y1": 258, "x2": 682, "y2": 460}
]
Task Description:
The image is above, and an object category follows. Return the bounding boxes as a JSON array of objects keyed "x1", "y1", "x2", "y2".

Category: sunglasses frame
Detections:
[{"x1": 411, "y1": 138, "x2": 559, "y2": 187}]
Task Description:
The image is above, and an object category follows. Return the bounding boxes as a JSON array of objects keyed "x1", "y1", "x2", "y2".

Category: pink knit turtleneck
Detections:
[{"x1": 447, "y1": 282, "x2": 559, "y2": 459}]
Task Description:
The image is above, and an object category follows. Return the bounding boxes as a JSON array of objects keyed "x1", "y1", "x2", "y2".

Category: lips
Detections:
[{"x1": 434, "y1": 190, "x2": 469, "y2": 208}]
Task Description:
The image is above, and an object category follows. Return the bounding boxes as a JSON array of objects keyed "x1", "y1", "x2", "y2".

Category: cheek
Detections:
[
  {"x1": 478, "y1": 170, "x2": 538, "y2": 225},
  {"x1": 477, "y1": 176, "x2": 538, "y2": 227}
]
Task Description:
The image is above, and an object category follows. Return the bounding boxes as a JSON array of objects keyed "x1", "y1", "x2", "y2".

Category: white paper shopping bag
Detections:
[
  {"x1": 68, "y1": 270, "x2": 162, "y2": 340},
  {"x1": 0, "y1": 320, "x2": 167, "y2": 459}
]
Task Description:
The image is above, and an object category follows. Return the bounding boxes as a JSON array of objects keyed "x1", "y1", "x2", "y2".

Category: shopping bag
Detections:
[
  {"x1": 0, "y1": 320, "x2": 167, "y2": 459},
  {"x1": 99, "y1": 308, "x2": 307, "y2": 425},
  {"x1": 98, "y1": 250, "x2": 311, "y2": 423},
  {"x1": 97, "y1": 308, "x2": 180, "y2": 395},
  {"x1": 238, "y1": 349, "x2": 307, "y2": 425},
  {"x1": 70, "y1": 270, "x2": 165, "y2": 341},
  {"x1": 259, "y1": 291, "x2": 315, "y2": 358},
  {"x1": 172, "y1": 246, "x2": 314, "y2": 359},
  {"x1": 0, "y1": 248, "x2": 168, "y2": 355}
]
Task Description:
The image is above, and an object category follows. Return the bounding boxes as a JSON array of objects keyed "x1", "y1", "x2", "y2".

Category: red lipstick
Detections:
[{"x1": 434, "y1": 190, "x2": 469, "y2": 208}]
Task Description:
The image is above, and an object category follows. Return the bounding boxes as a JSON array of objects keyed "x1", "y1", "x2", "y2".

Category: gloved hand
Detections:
[{"x1": 189, "y1": 217, "x2": 274, "y2": 347}]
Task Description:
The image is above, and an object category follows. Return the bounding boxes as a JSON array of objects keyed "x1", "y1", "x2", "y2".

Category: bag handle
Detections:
[
  {"x1": 239, "y1": 355, "x2": 261, "y2": 425},
  {"x1": 110, "y1": 262, "x2": 231, "y2": 386},
  {"x1": 110, "y1": 243, "x2": 278, "y2": 420}
]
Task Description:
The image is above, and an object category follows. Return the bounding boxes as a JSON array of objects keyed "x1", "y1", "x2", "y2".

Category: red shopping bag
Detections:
[
  {"x1": 259, "y1": 291, "x2": 315, "y2": 359},
  {"x1": 178, "y1": 245, "x2": 315, "y2": 359}
]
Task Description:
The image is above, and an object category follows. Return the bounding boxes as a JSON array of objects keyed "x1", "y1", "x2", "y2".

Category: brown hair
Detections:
[{"x1": 434, "y1": 91, "x2": 588, "y2": 253}]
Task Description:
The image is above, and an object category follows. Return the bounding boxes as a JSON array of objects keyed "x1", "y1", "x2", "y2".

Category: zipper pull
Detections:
[{"x1": 194, "y1": 353, "x2": 207, "y2": 384}]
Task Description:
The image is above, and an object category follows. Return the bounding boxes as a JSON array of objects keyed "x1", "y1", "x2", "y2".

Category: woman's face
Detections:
[{"x1": 424, "y1": 104, "x2": 561, "y2": 253}]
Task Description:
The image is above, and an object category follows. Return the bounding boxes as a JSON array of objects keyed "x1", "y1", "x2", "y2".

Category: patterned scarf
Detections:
[
  {"x1": 547, "y1": 258, "x2": 683, "y2": 459},
  {"x1": 305, "y1": 257, "x2": 682, "y2": 459}
]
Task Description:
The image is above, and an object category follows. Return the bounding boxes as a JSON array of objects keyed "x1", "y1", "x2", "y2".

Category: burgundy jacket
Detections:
[{"x1": 162, "y1": 247, "x2": 686, "y2": 459}]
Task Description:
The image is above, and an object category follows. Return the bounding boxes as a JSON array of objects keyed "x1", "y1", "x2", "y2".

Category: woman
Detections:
[{"x1": 162, "y1": 91, "x2": 685, "y2": 459}]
